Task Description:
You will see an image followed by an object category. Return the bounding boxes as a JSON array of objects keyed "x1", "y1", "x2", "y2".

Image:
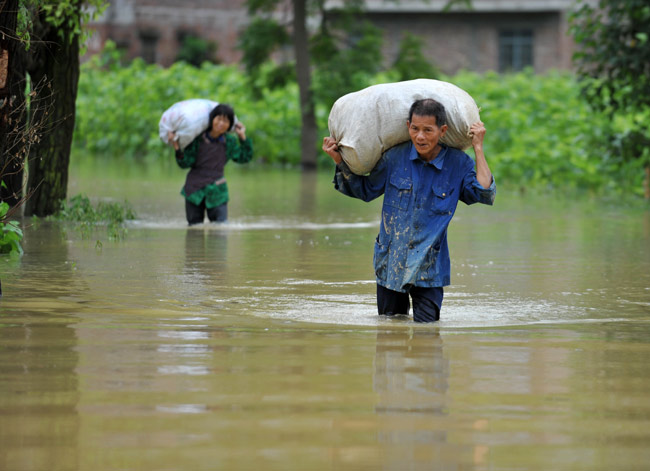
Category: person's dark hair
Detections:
[
  {"x1": 408, "y1": 99, "x2": 447, "y2": 127},
  {"x1": 208, "y1": 103, "x2": 235, "y2": 131}
]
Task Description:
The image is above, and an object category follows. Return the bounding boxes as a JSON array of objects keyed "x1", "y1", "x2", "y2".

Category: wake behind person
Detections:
[
  {"x1": 322, "y1": 99, "x2": 496, "y2": 323},
  {"x1": 168, "y1": 104, "x2": 253, "y2": 225}
]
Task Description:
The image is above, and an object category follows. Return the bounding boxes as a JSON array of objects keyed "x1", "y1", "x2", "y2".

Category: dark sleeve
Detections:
[{"x1": 226, "y1": 134, "x2": 253, "y2": 164}]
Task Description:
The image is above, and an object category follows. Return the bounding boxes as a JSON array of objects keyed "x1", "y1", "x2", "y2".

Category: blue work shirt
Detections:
[{"x1": 334, "y1": 141, "x2": 496, "y2": 292}]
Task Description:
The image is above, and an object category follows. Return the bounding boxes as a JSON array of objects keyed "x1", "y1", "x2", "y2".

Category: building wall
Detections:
[
  {"x1": 367, "y1": 11, "x2": 573, "y2": 74},
  {"x1": 88, "y1": 0, "x2": 579, "y2": 74},
  {"x1": 88, "y1": 0, "x2": 250, "y2": 66}
]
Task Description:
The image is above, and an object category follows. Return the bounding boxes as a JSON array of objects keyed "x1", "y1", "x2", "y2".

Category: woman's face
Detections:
[{"x1": 211, "y1": 114, "x2": 231, "y2": 136}]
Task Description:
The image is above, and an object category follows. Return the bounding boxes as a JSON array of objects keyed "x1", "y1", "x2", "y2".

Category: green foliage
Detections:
[
  {"x1": 311, "y1": 21, "x2": 384, "y2": 109},
  {"x1": 569, "y1": 0, "x2": 650, "y2": 114},
  {"x1": 0, "y1": 202, "x2": 24, "y2": 256},
  {"x1": 90, "y1": 38, "x2": 128, "y2": 69},
  {"x1": 238, "y1": 17, "x2": 292, "y2": 95},
  {"x1": 239, "y1": 17, "x2": 290, "y2": 73},
  {"x1": 176, "y1": 34, "x2": 219, "y2": 67},
  {"x1": 239, "y1": 0, "x2": 384, "y2": 105},
  {"x1": 16, "y1": 2, "x2": 34, "y2": 46},
  {"x1": 569, "y1": 0, "x2": 650, "y2": 181},
  {"x1": 452, "y1": 69, "x2": 615, "y2": 193},
  {"x1": 391, "y1": 32, "x2": 440, "y2": 82},
  {"x1": 18, "y1": 0, "x2": 108, "y2": 50},
  {"x1": 50, "y1": 194, "x2": 136, "y2": 240}
]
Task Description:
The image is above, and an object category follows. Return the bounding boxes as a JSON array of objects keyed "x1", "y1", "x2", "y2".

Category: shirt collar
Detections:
[
  {"x1": 408, "y1": 142, "x2": 447, "y2": 170},
  {"x1": 205, "y1": 131, "x2": 225, "y2": 143}
]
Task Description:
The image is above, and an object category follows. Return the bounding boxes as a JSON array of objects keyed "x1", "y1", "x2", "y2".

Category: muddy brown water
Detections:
[{"x1": 1, "y1": 161, "x2": 649, "y2": 470}]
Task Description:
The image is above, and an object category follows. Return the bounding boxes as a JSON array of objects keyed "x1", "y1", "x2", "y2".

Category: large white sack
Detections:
[
  {"x1": 159, "y1": 99, "x2": 218, "y2": 150},
  {"x1": 328, "y1": 79, "x2": 481, "y2": 175}
]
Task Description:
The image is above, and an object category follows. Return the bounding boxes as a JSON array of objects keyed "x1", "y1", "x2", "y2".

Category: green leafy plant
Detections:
[
  {"x1": 176, "y1": 34, "x2": 219, "y2": 67},
  {"x1": 238, "y1": 17, "x2": 291, "y2": 95},
  {"x1": 0, "y1": 202, "x2": 24, "y2": 256},
  {"x1": 311, "y1": 21, "x2": 384, "y2": 109},
  {"x1": 569, "y1": 0, "x2": 650, "y2": 198},
  {"x1": 390, "y1": 32, "x2": 440, "y2": 82},
  {"x1": 451, "y1": 69, "x2": 612, "y2": 192},
  {"x1": 50, "y1": 194, "x2": 136, "y2": 241}
]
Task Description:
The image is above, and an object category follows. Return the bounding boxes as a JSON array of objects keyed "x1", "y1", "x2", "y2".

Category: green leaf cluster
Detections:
[
  {"x1": 0, "y1": 203, "x2": 24, "y2": 256},
  {"x1": 18, "y1": 0, "x2": 107, "y2": 49},
  {"x1": 391, "y1": 32, "x2": 441, "y2": 82},
  {"x1": 49, "y1": 194, "x2": 136, "y2": 240},
  {"x1": 238, "y1": 0, "x2": 406, "y2": 106},
  {"x1": 569, "y1": 0, "x2": 650, "y2": 172},
  {"x1": 176, "y1": 34, "x2": 219, "y2": 67},
  {"x1": 569, "y1": 0, "x2": 650, "y2": 114},
  {"x1": 239, "y1": 17, "x2": 290, "y2": 74},
  {"x1": 452, "y1": 69, "x2": 614, "y2": 192},
  {"x1": 311, "y1": 21, "x2": 385, "y2": 109}
]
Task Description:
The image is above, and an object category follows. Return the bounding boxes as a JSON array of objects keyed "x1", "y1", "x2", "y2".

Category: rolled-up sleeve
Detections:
[{"x1": 460, "y1": 158, "x2": 496, "y2": 206}]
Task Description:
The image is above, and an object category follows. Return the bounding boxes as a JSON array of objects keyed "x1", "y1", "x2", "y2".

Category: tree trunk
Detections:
[
  {"x1": 24, "y1": 14, "x2": 80, "y2": 217},
  {"x1": 293, "y1": 0, "x2": 318, "y2": 170},
  {"x1": 0, "y1": 0, "x2": 25, "y2": 209},
  {"x1": 645, "y1": 165, "x2": 650, "y2": 200}
]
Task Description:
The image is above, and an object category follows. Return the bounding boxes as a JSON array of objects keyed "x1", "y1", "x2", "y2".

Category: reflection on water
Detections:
[
  {"x1": 1, "y1": 165, "x2": 649, "y2": 470},
  {"x1": 131, "y1": 219, "x2": 380, "y2": 230},
  {"x1": 374, "y1": 329, "x2": 452, "y2": 469},
  {"x1": 0, "y1": 224, "x2": 81, "y2": 471},
  {"x1": 182, "y1": 228, "x2": 230, "y2": 296}
]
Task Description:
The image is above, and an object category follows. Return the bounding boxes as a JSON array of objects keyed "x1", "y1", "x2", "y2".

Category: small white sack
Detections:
[
  {"x1": 328, "y1": 79, "x2": 481, "y2": 175},
  {"x1": 159, "y1": 99, "x2": 218, "y2": 150}
]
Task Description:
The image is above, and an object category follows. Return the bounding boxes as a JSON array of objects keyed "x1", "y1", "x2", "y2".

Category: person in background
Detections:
[
  {"x1": 322, "y1": 98, "x2": 496, "y2": 323},
  {"x1": 168, "y1": 104, "x2": 253, "y2": 225}
]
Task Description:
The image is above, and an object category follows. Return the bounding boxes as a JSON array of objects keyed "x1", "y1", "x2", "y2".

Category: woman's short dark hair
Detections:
[
  {"x1": 408, "y1": 99, "x2": 447, "y2": 127},
  {"x1": 209, "y1": 103, "x2": 235, "y2": 131}
]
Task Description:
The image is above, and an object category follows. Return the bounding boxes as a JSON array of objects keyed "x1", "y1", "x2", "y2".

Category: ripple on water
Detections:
[
  {"x1": 128, "y1": 218, "x2": 380, "y2": 231},
  {"x1": 222, "y1": 278, "x2": 609, "y2": 329}
]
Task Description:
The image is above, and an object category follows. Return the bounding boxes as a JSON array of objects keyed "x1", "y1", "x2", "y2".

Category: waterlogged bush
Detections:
[
  {"x1": 50, "y1": 194, "x2": 136, "y2": 241},
  {"x1": 0, "y1": 202, "x2": 23, "y2": 256}
]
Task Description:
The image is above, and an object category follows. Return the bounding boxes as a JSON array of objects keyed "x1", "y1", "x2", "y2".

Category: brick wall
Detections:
[
  {"x1": 88, "y1": 0, "x2": 251, "y2": 65},
  {"x1": 88, "y1": 0, "x2": 578, "y2": 73},
  {"x1": 363, "y1": 11, "x2": 573, "y2": 74}
]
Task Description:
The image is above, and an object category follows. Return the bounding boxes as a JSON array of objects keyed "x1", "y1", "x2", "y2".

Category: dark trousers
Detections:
[
  {"x1": 377, "y1": 284, "x2": 444, "y2": 323},
  {"x1": 185, "y1": 199, "x2": 228, "y2": 225}
]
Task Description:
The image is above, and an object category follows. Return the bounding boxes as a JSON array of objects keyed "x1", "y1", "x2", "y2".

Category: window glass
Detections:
[
  {"x1": 499, "y1": 30, "x2": 533, "y2": 72},
  {"x1": 139, "y1": 31, "x2": 159, "y2": 64}
]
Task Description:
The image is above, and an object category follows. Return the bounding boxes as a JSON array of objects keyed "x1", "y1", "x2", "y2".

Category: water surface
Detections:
[{"x1": 1, "y1": 162, "x2": 649, "y2": 470}]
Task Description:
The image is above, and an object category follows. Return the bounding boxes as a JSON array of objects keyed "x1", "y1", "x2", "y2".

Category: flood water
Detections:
[{"x1": 1, "y1": 159, "x2": 649, "y2": 470}]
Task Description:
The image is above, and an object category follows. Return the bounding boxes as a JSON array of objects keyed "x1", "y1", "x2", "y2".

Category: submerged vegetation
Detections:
[
  {"x1": 49, "y1": 194, "x2": 136, "y2": 242},
  {"x1": 73, "y1": 43, "x2": 646, "y2": 198},
  {"x1": 0, "y1": 201, "x2": 24, "y2": 256}
]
